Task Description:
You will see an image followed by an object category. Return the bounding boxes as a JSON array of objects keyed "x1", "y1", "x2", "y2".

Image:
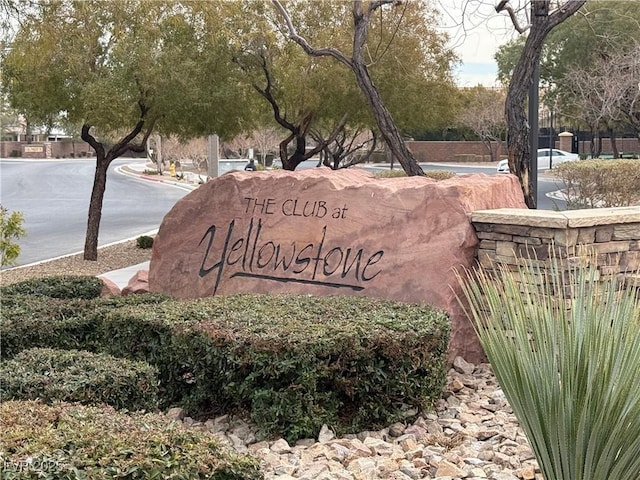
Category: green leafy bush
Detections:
[
  {"x1": 0, "y1": 205, "x2": 26, "y2": 267},
  {"x1": 2, "y1": 292, "x2": 449, "y2": 443},
  {"x1": 106, "y1": 295, "x2": 449, "y2": 442},
  {"x1": 0, "y1": 275, "x2": 104, "y2": 299},
  {"x1": 1, "y1": 348, "x2": 159, "y2": 411},
  {"x1": 136, "y1": 235, "x2": 154, "y2": 249},
  {"x1": 0, "y1": 295, "x2": 98, "y2": 358},
  {"x1": 554, "y1": 159, "x2": 640, "y2": 208},
  {"x1": 0, "y1": 401, "x2": 263, "y2": 479},
  {"x1": 0, "y1": 293, "x2": 169, "y2": 358},
  {"x1": 459, "y1": 254, "x2": 640, "y2": 480}
]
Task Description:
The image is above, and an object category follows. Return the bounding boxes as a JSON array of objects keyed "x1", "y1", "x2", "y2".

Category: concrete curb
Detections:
[
  {"x1": 115, "y1": 165, "x2": 199, "y2": 191},
  {"x1": 4, "y1": 230, "x2": 159, "y2": 271}
]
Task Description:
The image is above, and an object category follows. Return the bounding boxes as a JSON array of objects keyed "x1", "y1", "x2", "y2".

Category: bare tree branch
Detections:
[
  {"x1": 271, "y1": 0, "x2": 424, "y2": 176},
  {"x1": 496, "y1": 0, "x2": 529, "y2": 34},
  {"x1": 271, "y1": 0, "x2": 353, "y2": 68}
]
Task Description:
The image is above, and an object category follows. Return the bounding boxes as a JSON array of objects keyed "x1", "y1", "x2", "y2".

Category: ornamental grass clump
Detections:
[{"x1": 458, "y1": 254, "x2": 640, "y2": 480}]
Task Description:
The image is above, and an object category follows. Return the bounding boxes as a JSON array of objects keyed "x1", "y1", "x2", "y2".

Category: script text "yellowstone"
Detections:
[{"x1": 198, "y1": 218, "x2": 384, "y2": 295}]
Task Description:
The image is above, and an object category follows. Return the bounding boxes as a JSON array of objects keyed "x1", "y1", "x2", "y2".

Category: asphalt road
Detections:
[
  {"x1": 0, "y1": 158, "x2": 190, "y2": 266},
  {"x1": 0, "y1": 157, "x2": 566, "y2": 268}
]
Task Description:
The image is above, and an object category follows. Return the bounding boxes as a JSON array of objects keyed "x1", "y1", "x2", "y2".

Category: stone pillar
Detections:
[{"x1": 558, "y1": 131, "x2": 573, "y2": 153}]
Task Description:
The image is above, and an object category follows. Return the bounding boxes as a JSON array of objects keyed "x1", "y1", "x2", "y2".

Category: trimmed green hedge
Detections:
[
  {"x1": 0, "y1": 295, "x2": 98, "y2": 357},
  {"x1": 0, "y1": 275, "x2": 104, "y2": 299},
  {"x1": 2, "y1": 288, "x2": 450, "y2": 443},
  {"x1": 0, "y1": 293, "x2": 170, "y2": 358},
  {"x1": 1, "y1": 348, "x2": 159, "y2": 411},
  {"x1": 0, "y1": 401, "x2": 263, "y2": 479}
]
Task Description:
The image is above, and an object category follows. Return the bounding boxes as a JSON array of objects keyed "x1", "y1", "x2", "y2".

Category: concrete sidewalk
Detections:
[
  {"x1": 98, "y1": 261, "x2": 150, "y2": 289},
  {"x1": 96, "y1": 162, "x2": 200, "y2": 289}
]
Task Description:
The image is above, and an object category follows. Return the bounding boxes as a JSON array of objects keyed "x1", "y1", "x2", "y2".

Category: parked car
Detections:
[{"x1": 497, "y1": 149, "x2": 580, "y2": 173}]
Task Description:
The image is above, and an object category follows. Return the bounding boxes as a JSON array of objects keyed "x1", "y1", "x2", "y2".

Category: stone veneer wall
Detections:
[{"x1": 470, "y1": 207, "x2": 640, "y2": 287}]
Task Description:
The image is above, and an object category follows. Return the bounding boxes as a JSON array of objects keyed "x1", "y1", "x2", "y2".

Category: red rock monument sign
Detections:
[{"x1": 149, "y1": 169, "x2": 526, "y2": 361}]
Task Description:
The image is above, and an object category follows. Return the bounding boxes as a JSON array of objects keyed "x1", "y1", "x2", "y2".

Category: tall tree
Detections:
[
  {"x1": 2, "y1": 0, "x2": 255, "y2": 260},
  {"x1": 495, "y1": 0, "x2": 585, "y2": 208},
  {"x1": 495, "y1": 1, "x2": 639, "y2": 163},
  {"x1": 457, "y1": 86, "x2": 506, "y2": 162},
  {"x1": 272, "y1": 0, "x2": 457, "y2": 177},
  {"x1": 235, "y1": 1, "x2": 456, "y2": 171},
  {"x1": 233, "y1": 43, "x2": 349, "y2": 170}
]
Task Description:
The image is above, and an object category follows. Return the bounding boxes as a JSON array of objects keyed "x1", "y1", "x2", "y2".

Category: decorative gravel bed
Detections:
[{"x1": 0, "y1": 239, "x2": 151, "y2": 286}]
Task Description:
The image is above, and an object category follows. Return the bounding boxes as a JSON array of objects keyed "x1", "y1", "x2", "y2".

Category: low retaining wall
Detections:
[
  {"x1": 1, "y1": 141, "x2": 95, "y2": 158},
  {"x1": 470, "y1": 207, "x2": 640, "y2": 287}
]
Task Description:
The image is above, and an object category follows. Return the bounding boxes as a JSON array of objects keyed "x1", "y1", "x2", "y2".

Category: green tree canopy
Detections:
[
  {"x1": 2, "y1": 0, "x2": 257, "y2": 259},
  {"x1": 496, "y1": 0, "x2": 640, "y2": 106},
  {"x1": 264, "y1": 0, "x2": 458, "y2": 171}
]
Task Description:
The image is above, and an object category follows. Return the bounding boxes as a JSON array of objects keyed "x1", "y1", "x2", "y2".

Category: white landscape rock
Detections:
[{"x1": 172, "y1": 358, "x2": 541, "y2": 480}]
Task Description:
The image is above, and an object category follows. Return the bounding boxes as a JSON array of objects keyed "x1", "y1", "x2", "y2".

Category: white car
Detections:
[{"x1": 497, "y1": 149, "x2": 579, "y2": 173}]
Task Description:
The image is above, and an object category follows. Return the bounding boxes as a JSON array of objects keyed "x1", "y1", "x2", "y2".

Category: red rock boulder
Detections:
[
  {"x1": 122, "y1": 270, "x2": 150, "y2": 296},
  {"x1": 149, "y1": 169, "x2": 526, "y2": 362},
  {"x1": 99, "y1": 277, "x2": 121, "y2": 297}
]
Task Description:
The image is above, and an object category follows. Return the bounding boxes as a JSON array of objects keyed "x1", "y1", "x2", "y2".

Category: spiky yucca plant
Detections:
[{"x1": 458, "y1": 254, "x2": 640, "y2": 480}]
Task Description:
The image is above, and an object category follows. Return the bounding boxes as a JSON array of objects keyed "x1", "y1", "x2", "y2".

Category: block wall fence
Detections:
[{"x1": 469, "y1": 207, "x2": 640, "y2": 288}]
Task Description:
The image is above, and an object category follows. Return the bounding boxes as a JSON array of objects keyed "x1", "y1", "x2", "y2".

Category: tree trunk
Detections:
[
  {"x1": 481, "y1": 138, "x2": 492, "y2": 160},
  {"x1": 505, "y1": 26, "x2": 547, "y2": 208},
  {"x1": 80, "y1": 110, "x2": 151, "y2": 260},
  {"x1": 83, "y1": 151, "x2": 111, "y2": 261},
  {"x1": 504, "y1": 0, "x2": 586, "y2": 208},
  {"x1": 351, "y1": 62, "x2": 424, "y2": 176},
  {"x1": 609, "y1": 128, "x2": 619, "y2": 158},
  {"x1": 25, "y1": 119, "x2": 32, "y2": 143},
  {"x1": 281, "y1": 133, "x2": 307, "y2": 171}
]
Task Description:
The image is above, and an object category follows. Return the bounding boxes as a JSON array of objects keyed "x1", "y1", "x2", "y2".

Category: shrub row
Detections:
[
  {"x1": 0, "y1": 291, "x2": 169, "y2": 358},
  {"x1": 2, "y1": 277, "x2": 450, "y2": 442},
  {"x1": 1, "y1": 275, "x2": 104, "y2": 299},
  {"x1": 1, "y1": 348, "x2": 159, "y2": 411},
  {"x1": 554, "y1": 159, "x2": 640, "y2": 208},
  {"x1": 0, "y1": 401, "x2": 263, "y2": 479},
  {"x1": 376, "y1": 169, "x2": 456, "y2": 180}
]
